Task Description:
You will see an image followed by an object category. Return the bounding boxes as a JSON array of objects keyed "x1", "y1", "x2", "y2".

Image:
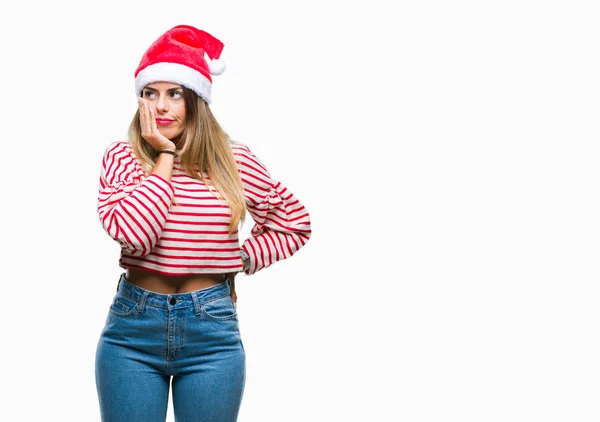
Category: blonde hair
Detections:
[{"x1": 128, "y1": 88, "x2": 247, "y2": 236}]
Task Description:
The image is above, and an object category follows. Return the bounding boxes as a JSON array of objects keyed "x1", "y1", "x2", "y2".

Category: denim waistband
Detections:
[{"x1": 116, "y1": 272, "x2": 232, "y2": 310}]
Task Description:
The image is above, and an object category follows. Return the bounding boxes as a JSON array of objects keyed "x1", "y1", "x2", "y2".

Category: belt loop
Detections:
[
  {"x1": 192, "y1": 291, "x2": 202, "y2": 315},
  {"x1": 137, "y1": 291, "x2": 149, "y2": 313}
]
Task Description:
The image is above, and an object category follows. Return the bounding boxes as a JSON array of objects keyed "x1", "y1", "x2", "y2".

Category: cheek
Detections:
[{"x1": 175, "y1": 104, "x2": 186, "y2": 123}]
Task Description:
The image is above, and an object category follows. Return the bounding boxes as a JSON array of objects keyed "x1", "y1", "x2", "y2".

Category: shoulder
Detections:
[
  {"x1": 102, "y1": 141, "x2": 143, "y2": 169},
  {"x1": 229, "y1": 140, "x2": 269, "y2": 175},
  {"x1": 229, "y1": 139, "x2": 252, "y2": 158},
  {"x1": 103, "y1": 140, "x2": 134, "y2": 159},
  {"x1": 100, "y1": 141, "x2": 145, "y2": 180}
]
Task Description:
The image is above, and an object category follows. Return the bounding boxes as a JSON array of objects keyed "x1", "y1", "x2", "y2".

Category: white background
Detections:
[{"x1": 1, "y1": 0, "x2": 599, "y2": 421}]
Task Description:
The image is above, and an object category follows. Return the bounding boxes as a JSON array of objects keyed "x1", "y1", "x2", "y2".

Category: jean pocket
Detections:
[
  {"x1": 109, "y1": 294, "x2": 138, "y2": 317},
  {"x1": 202, "y1": 294, "x2": 238, "y2": 321}
]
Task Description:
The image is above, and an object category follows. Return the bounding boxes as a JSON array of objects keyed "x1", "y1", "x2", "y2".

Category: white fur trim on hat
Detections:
[{"x1": 135, "y1": 62, "x2": 213, "y2": 104}]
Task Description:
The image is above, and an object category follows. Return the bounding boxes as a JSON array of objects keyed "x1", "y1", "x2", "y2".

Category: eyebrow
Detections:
[{"x1": 142, "y1": 87, "x2": 183, "y2": 92}]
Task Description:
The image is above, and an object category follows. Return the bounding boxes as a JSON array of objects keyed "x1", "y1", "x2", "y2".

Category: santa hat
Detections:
[{"x1": 134, "y1": 25, "x2": 226, "y2": 105}]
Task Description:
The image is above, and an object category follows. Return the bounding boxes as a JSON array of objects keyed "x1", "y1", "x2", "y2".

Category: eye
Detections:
[
  {"x1": 170, "y1": 91, "x2": 183, "y2": 99},
  {"x1": 143, "y1": 91, "x2": 156, "y2": 98}
]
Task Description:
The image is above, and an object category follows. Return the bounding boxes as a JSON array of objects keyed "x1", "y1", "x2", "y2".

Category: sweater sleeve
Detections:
[
  {"x1": 97, "y1": 141, "x2": 175, "y2": 256},
  {"x1": 233, "y1": 144, "x2": 312, "y2": 275}
]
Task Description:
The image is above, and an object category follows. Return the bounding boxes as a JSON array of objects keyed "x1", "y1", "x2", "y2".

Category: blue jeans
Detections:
[{"x1": 95, "y1": 273, "x2": 246, "y2": 421}]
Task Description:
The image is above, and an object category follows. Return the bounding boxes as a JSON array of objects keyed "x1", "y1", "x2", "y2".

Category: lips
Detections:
[{"x1": 156, "y1": 119, "x2": 174, "y2": 125}]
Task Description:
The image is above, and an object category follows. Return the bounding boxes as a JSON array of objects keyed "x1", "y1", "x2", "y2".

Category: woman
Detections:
[{"x1": 95, "y1": 25, "x2": 311, "y2": 422}]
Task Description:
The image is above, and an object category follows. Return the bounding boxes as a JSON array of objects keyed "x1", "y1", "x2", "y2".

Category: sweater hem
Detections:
[{"x1": 118, "y1": 261, "x2": 244, "y2": 276}]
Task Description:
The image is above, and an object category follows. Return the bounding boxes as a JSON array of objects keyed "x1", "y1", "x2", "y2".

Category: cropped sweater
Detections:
[{"x1": 97, "y1": 140, "x2": 311, "y2": 275}]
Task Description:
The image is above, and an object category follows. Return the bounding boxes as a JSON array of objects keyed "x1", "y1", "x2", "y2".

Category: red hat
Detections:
[{"x1": 134, "y1": 25, "x2": 226, "y2": 105}]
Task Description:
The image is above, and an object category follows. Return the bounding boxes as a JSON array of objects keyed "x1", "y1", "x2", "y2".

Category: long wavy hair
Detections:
[{"x1": 128, "y1": 88, "x2": 247, "y2": 236}]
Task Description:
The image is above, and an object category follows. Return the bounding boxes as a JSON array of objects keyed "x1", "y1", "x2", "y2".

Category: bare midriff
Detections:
[{"x1": 125, "y1": 267, "x2": 229, "y2": 294}]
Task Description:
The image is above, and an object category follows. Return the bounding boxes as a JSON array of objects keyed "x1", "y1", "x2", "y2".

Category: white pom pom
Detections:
[{"x1": 208, "y1": 59, "x2": 226, "y2": 75}]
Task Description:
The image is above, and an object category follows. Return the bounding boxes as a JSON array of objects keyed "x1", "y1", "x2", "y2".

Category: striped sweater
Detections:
[{"x1": 97, "y1": 140, "x2": 311, "y2": 275}]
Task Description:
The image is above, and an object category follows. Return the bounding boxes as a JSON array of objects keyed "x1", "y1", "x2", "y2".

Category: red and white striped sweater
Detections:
[{"x1": 97, "y1": 140, "x2": 311, "y2": 275}]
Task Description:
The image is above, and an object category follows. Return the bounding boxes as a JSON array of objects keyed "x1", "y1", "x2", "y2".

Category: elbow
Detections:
[
  {"x1": 285, "y1": 208, "x2": 311, "y2": 244},
  {"x1": 117, "y1": 239, "x2": 153, "y2": 257},
  {"x1": 297, "y1": 216, "x2": 312, "y2": 245},
  {"x1": 101, "y1": 212, "x2": 156, "y2": 257},
  {"x1": 297, "y1": 231, "x2": 311, "y2": 250}
]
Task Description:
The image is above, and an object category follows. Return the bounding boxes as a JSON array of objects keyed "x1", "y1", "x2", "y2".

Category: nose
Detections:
[{"x1": 156, "y1": 94, "x2": 169, "y2": 112}]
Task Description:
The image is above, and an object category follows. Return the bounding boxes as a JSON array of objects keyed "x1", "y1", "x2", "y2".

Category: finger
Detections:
[
  {"x1": 138, "y1": 97, "x2": 146, "y2": 131},
  {"x1": 142, "y1": 99, "x2": 152, "y2": 135},
  {"x1": 230, "y1": 281, "x2": 237, "y2": 303},
  {"x1": 140, "y1": 98, "x2": 150, "y2": 136},
  {"x1": 149, "y1": 106, "x2": 159, "y2": 134}
]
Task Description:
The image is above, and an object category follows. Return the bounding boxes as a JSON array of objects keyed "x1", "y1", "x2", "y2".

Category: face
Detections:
[{"x1": 141, "y1": 82, "x2": 186, "y2": 141}]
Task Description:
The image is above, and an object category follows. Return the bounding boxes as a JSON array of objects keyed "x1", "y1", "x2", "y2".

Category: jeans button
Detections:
[{"x1": 169, "y1": 297, "x2": 176, "y2": 305}]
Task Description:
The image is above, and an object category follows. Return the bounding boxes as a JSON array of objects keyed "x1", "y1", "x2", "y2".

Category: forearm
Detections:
[{"x1": 98, "y1": 174, "x2": 175, "y2": 256}]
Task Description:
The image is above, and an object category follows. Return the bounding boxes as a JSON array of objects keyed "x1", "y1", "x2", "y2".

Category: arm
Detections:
[
  {"x1": 97, "y1": 141, "x2": 175, "y2": 256},
  {"x1": 233, "y1": 144, "x2": 312, "y2": 275}
]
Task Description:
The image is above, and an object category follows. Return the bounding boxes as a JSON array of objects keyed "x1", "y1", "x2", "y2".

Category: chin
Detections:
[{"x1": 159, "y1": 131, "x2": 177, "y2": 140}]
